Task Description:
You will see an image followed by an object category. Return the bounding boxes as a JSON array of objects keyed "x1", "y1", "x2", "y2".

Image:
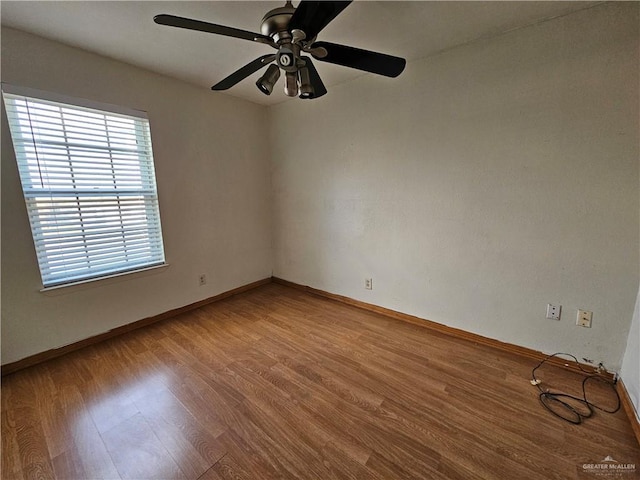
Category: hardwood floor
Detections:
[{"x1": 2, "y1": 283, "x2": 639, "y2": 479}]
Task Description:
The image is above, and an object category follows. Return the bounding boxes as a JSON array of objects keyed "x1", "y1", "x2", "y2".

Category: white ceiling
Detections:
[{"x1": 1, "y1": 1, "x2": 598, "y2": 106}]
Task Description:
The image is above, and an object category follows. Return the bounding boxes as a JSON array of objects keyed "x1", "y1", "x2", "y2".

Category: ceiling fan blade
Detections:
[
  {"x1": 212, "y1": 55, "x2": 276, "y2": 91},
  {"x1": 154, "y1": 14, "x2": 272, "y2": 43},
  {"x1": 301, "y1": 57, "x2": 327, "y2": 99},
  {"x1": 311, "y1": 41, "x2": 406, "y2": 78},
  {"x1": 288, "y1": 1, "x2": 352, "y2": 41}
]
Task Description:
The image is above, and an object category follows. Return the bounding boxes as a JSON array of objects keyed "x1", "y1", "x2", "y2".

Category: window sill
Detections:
[{"x1": 40, "y1": 263, "x2": 170, "y2": 294}]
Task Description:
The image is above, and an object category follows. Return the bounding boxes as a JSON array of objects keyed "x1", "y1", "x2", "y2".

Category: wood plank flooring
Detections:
[{"x1": 2, "y1": 283, "x2": 639, "y2": 479}]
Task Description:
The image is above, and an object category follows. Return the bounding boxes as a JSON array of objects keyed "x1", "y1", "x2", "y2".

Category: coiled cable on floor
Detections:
[{"x1": 531, "y1": 353, "x2": 620, "y2": 425}]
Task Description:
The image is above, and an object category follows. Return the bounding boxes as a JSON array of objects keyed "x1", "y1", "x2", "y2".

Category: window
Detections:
[{"x1": 2, "y1": 85, "x2": 165, "y2": 288}]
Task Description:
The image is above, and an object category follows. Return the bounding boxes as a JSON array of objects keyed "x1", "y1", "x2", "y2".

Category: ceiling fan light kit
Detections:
[
  {"x1": 257, "y1": 64, "x2": 281, "y2": 95},
  {"x1": 153, "y1": 1, "x2": 406, "y2": 100},
  {"x1": 297, "y1": 65, "x2": 314, "y2": 98}
]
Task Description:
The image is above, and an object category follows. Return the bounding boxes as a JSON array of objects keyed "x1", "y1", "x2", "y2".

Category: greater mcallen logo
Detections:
[{"x1": 583, "y1": 456, "x2": 636, "y2": 477}]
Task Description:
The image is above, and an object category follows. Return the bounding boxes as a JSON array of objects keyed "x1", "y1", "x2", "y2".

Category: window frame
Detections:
[{"x1": 2, "y1": 84, "x2": 167, "y2": 290}]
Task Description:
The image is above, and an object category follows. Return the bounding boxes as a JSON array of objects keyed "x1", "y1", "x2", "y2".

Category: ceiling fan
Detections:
[{"x1": 154, "y1": 1, "x2": 406, "y2": 99}]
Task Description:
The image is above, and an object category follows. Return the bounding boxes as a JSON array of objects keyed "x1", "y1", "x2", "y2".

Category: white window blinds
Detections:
[{"x1": 3, "y1": 86, "x2": 165, "y2": 288}]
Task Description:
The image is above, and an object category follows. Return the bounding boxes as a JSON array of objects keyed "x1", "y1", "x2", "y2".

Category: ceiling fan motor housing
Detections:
[{"x1": 260, "y1": 2, "x2": 296, "y2": 42}]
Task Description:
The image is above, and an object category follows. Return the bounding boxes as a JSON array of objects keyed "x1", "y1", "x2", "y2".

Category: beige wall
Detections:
[
  {"x1": 269, "y1": 2, "x2": 639, "y2": 370},
  {"x1": 1, "y1": 28, "x2": 273, "y2": 364},
  {"x1": 3, "y1": 3, "x2": 639, "y2": 375},
  {"x1": 621, "y1": 287, "x2": 639, "y2": 419}
]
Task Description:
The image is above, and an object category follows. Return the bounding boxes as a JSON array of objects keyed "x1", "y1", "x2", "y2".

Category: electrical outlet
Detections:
[
  {"x1": 576, "y1": 309, "x2": 592, "y2": 328},
  {"x1": 199, "y1": 274, "x2": 207, "y2": 286},
  {"x1": 546, "y1": 304, "x2": 561, "y2": 320},
  {"x1": 365, "y1": 278, "x2": 372, "y2": 290}
]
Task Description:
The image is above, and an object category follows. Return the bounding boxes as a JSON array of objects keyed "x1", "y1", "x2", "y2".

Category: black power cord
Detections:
[{"x1": 531, "y1": 353, "x2": 621, "y2": 425}]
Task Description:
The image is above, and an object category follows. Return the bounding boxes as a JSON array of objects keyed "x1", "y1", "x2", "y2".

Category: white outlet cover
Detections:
[
  {"x1": 546, "y1": 304, "x2": 561, "y2": 320},
  {"x1": 576, "y1": 309, "x2": 592, "y2": 328}
]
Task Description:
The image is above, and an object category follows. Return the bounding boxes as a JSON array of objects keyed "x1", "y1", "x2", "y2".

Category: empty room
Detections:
[{"x1": 1, "y1": 1, "x2": 639, "y2": 479}]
